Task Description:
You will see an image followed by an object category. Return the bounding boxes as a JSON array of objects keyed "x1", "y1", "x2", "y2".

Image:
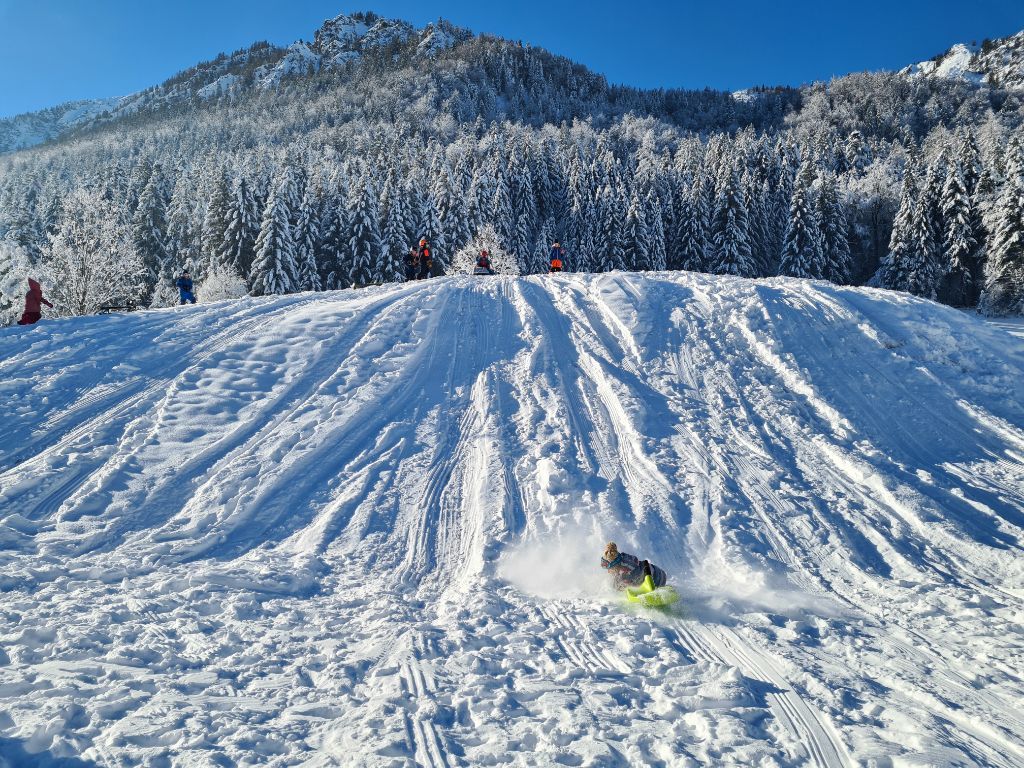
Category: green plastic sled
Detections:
[{"x1": 624, "y1": 574, "x2": 680, "y2": 609}]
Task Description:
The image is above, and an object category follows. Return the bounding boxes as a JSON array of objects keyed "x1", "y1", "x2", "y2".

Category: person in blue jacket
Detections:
[
  {"x1": 601, "y1": 542, "x2": 667, "y2": 589},
  {"x1": 176, "y1": 270, "x2": 196, "y2": 305},
  {"x1": 549, "y1": 240, "x2": 566, "y2": 273}
]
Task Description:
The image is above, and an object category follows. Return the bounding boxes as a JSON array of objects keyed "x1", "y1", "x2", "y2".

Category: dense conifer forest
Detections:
[{"x1": 2, "y1": 12, "x2": 1023, "y2": 321}]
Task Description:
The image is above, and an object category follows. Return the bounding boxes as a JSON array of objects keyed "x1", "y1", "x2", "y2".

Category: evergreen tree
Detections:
[
  {"x1": 203, "y1": 168, "x2": 233, "y2": 268},
  {"x1": 779, "y1": 165, "x2": 825, "y2": 279},
  {"x1": 347, "y1": 176, "x2": 383, "y2": 287},
  {"x1": 224, "y1": 176, "x2": 259, "y2": 277},
  {"x1": 708, "y1": 167, "x2": 754, "y2": 276},
  {"x1": 621, "y1": 189, "x2": 650, "y2": 271},
  {"x1": 980, "y1": 172, "x2": 1024, "y2": 315},
  {"x1": 294, "y1": 187, "x2": 322, "y2": 292},
  {"x1": 816, "y1": 172, "x2": 851, "y2": 284},
  {"x1": 904, "y1": 179, "x2": 942, "y2": 298},
  {"x1": 250, "y1": 172, "x2": 299, "y2": 296},
  {"x1": 598, "y1": 186, "x2": 626, "y2": 273},
  {"x1": 675, "y1": 187, "x2": 708, "y2": 273},
  {"x1": 938, "y1": 162, "x2": 980, "y2": 306},
  {"x1": 380, "y1": 181, "x2": 411, "y2": 282},
  {"x1": 131, "y1": 172, "x2": 169, "y2": 302},
  {"x1": 877, "y1": 165, "x2": 918, "y2": 292}
]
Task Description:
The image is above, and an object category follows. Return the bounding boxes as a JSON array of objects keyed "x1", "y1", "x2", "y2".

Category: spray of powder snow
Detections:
[{"x1": 497, "y1": 522, "x2": 640, "y2": 599}]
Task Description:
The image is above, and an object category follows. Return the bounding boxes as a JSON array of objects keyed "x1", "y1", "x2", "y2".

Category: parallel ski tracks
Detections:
[{"x1": 673, "y1": 618, "x2": 853, "y2": 768}]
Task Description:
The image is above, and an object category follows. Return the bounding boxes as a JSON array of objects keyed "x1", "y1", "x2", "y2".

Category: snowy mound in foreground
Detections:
[{"x1": 1, "y1": 273, "x2": 1023, "y2": 766}]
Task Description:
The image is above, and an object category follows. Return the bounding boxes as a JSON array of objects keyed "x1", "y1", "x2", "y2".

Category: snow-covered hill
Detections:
[
  {"x1": 1, "y1": 273, "x2": 1023, "y2": 765},
  {"x1": 902, "y1": 30, "x2": 1024, "y2": 90}
]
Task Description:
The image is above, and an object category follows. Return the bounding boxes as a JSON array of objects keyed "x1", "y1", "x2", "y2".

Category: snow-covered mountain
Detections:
[
  {"x1": 902, "y1": 30, "x2": 1024, "y2": 90},
  {"x1": 0, "y1": 97, "x2": 121, "y2": 153},
  {"x1": 0, "y1": 12, "x2": 469, "y2": 153},
  {"x1": 1, "y1": 273, "x2": 1022, "y2": 764}
]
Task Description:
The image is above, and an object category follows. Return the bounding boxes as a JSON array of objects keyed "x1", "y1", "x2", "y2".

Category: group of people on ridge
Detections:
[
  {"x1": 404, "y1": 239, "x2": 434, "y2": 281},
  {"x1": 11, "y1": 240, "x2": 572, "y2": 328},
  {"x1": 473, "y1": 239, "x2": 567, "y2": 276}
]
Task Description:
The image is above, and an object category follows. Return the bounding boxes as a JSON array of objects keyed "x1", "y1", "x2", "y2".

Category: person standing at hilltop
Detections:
[
  {"x1": 17, "y1": 278, "x2": 53, "y2": 325},
  {"x1": 416, "y1": 238, "x2": 433, "y2": 280},
  {"x1": 549, "y1": 240, "x2": 566, "y2": 273},
  {"x1": 176, "y1": 270, "x2": 196, "y2": 305}
]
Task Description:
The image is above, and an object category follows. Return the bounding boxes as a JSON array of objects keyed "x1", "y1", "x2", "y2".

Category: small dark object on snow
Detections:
[{"x1": 98, "y1": 301, "x2": 139, "y2": 315}]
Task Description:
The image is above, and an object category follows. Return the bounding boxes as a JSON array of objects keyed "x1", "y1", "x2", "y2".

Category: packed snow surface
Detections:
[{"x1": 1, "y1": 273, "x2": 1023, "y2": 766}]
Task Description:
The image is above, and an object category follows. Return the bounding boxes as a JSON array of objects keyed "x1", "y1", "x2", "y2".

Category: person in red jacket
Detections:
[
  {"x1": 416, "y1": 238, "x2": 433, "y2": 280},
  {"x1": 18, "y1": 278, "x2": 53, "y2": 325}
]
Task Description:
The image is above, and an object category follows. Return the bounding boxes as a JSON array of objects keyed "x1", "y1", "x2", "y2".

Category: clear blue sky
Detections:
[{"x1": 1, "y1": 0, "x2": 1023, "y2": 119}]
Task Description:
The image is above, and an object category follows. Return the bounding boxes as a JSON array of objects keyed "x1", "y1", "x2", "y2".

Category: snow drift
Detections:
[{"x1": 1, "y1": 272, "x2": 1023, "y2": 766}]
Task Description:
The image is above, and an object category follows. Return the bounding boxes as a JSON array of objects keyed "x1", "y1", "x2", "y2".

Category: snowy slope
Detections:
[{"x1": 1, "y1": 273, "x2": 1023, "y2": 765}]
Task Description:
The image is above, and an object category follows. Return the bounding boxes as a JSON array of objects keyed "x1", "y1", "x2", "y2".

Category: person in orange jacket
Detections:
[
  {"x1": 18, "y1": 278, "x2": 53, "y2": 325},
  {"x1": 549, "y1": 240, "x2": 566, "y2": 273}
]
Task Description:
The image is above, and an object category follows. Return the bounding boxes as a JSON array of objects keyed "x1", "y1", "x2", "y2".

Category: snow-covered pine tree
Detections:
[
  {"x1": 594, "y1": 185, "x2": 624, "y2": 273},
  {"x1": 621, "y1": 189, "x2": 650, "y2": 272},
  {"x1": 131, "y1": 171, "x2": 169, "y2": 303},
  {"x1": 224, "y1": 176, "x2": 259, "y2": 278},
  {"x1": 938, "y1": 161, "x2": 980, "y2": 306},
  {"x1": 643, "y1": 189, "x2": 667, "y2": 271},
  {"x1": 250, "y1": 172, "x2": 299, "y2": 296},
  {"x1": 294, "y1": 187, "x2": 323, "y2": 292},
  {"x1": 203, "y1": 168, "x2": 233, "y2": 269},
  {"x1": 674, "y1": 186, "x2": 707, "y2": 272},
  {"x1": 491, "y1": 170, "x2": 514, "y2": 246},
  {"x1": 347, "y1": 176, "x2": 383, "y2": 287},
  {"x1": 531, "y1": 218, "x2": 557, "y2": 275},
  {"x1": 165, "y1": 177, "x2": 201, "y2": 278},
  {"x1": 320, "y1": 173, "x2": 352, "y2": 289},
  {"x1": 743, "y1": 171, "x2": 772, "y2": 277},
  {"x1": 979, "y1": 170, "x2": 1024, "y2": 315},
  {"x1": 708, "y1": 166, "x2": 755, "y2": 277},
  {"x1": 779, "y1": 164, "x2": 825, "y2": 280},
  {"x1": 380, "y1": 181, "x2": 411, "y2": 282},
  {"x1": 816, "y1": 172, "x2": 851, "y2": 284},
  {"x1": 904, "y1": 178, "x2": 942, "y2": 299},
  {"x1": 877, "y1": 164, "x2": 918, "y2": 292},
  {"x1": 844, "y1": 130, "x2": 869, "y2": 176}
]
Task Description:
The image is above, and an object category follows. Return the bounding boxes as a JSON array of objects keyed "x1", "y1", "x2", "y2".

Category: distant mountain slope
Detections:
[
  {"x1": 1, "y1": 273, "x2": 1022, "y2": 764},
  {"x1": 0, "y1": 12, "x2": 469, "y2": 154},
  {"x1": 902, "y1": 30, "x2": 1024, "y2": 89},
  {"x1": 0, "y1": 97, "x2": 121, "y2": 153}
]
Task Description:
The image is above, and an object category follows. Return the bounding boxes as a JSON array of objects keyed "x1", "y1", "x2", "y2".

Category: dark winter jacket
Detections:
[
  {"x1": 176, "y1": 276, "x2": 194, "y2": 293},
  {"x1": 549, "y1": 245, "x2": 565, "y2": 271},
  {"x1": 417, "y1": 245, "x2": 432, "y2": 277},
  {"x1": 601, "y1": 552, "x2": 667, "y2": 590},
  {"x1": 477, "y1": 254, "x2": 492, "y2": 270},
  {"x1": 23, "y1": 279, "x2": 52, "y2": 314}
]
